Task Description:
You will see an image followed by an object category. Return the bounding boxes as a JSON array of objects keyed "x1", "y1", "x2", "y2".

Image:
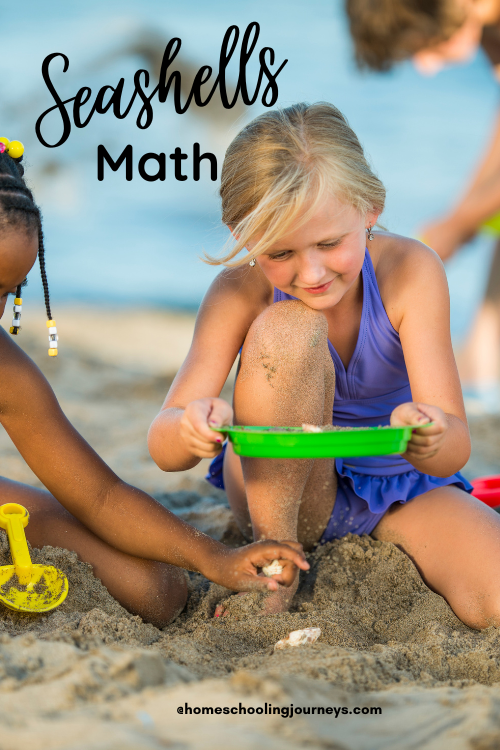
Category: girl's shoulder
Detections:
[
  {"x1": 190, "y1": 265, "x2": 274, "y2": 363},
  {"x1": 0, "y1": 325, "x2": 29, "y2": 370},
  {"x1": 202, "y1": 264, "x2": 274, "y2": 316},
  {"x1": 371, "y1": 232, "x2": 448, "y2": 331},
  {"x1": 0, "y1": 326, "x2": 44, "y2": 416}
]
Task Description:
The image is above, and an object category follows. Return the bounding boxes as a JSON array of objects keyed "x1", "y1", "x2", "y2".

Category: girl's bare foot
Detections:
[
  {"x1": 214, "y1": 571, "x2": 299, "y2": 617},
  {"x1": 260, "y1": 573, "x2": 300, "y2": 614}
]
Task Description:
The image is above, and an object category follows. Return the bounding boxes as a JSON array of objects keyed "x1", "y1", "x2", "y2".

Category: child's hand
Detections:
[
  {"x1": 180, "y1": 397, "x2": 233, "y2": 458},
  {"x1": 419, "y1": 217, "x2": 471, "y2": 261},
  {"x1": 207, "y1": 540, "x2": 310, "y2": 592},
  {"x1": 390, "y1": 402, "x2": 448, "y2": 460}
]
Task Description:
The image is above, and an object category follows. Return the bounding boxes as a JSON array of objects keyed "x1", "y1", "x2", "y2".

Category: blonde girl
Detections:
[{"x1": 149, "y1": 103, "x2": 500, "y2": 626}]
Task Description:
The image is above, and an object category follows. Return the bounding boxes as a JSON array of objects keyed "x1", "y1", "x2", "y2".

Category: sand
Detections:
[
  {"x1": 1, "y1": 306, "x2": 500, "y2": 748},
  {"x1": 1, "y1": 529, "x2": 498, "y2": 692},
  {"x1": 2, "y1": 526, "x2": 500, "y2": 748}
]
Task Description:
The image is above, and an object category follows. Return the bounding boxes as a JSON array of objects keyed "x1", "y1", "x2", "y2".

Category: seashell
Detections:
[
  {"x1": 262, "y1": 559, "x2": 283, "y2": 577},
  {"x1": 301, "y1": 423, "x2": 323, "y2": 433},
  {"x1": 274, "y1": 627, "x2": 321, "y2": 650}
]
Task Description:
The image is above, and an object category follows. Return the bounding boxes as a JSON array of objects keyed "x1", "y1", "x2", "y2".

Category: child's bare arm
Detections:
[
  {"x1": 382, "y1": 239, "x2": 471, "y2": 476},
  {"x1": 0, "y1": 330, "x2": 308, "y2": 588},
  {"x1": 148, "y1": 267, "x2": 270, "y2": 471},
  {"x1": 421, "y1": 110, "x2": 500, "y2": 259}
]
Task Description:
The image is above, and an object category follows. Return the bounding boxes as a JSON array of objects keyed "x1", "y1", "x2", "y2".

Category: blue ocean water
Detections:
[{"x1": 1, "y1": 0, "x2": 498, "y2": 340}]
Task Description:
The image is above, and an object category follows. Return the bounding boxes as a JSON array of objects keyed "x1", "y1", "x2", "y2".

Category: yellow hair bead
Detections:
[
  {"x1": 14, "y1": 298, "x2": 22, "y2": 305},
  {"x1": 0, "y1": 137, "x2": 9, "y2": 148},
  {"x1": 46, "y1": 320, "x2": 56, "y2": 328},
  {"x1": 48, "y1": 349, "x2": 58, "y2": 357},
  {"x1": 7, "y1": 141, "x2": 24, "y2": 159},
  {"x1": 9, "y1": 327, "x2": 14, "y2": 334}
]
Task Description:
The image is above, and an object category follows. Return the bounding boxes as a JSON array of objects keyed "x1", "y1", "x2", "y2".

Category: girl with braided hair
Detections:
[{"x1": 0, "y1": 139, "x2": 308, "y2": 627}]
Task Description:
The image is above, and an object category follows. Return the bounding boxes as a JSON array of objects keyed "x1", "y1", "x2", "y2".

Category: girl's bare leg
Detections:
[
  {"x1": 0, "y1": 477, "x2": 187, "y2": 628},
  {"x1": 372, "y1": 486, "x2": 500, "y2": 629},
  {"x1": 223, "y1": 300, "x2": 337, "y2": 613}
]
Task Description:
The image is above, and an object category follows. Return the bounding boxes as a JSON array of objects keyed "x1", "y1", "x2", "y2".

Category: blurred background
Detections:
[
  {"x1": 2, "y1": 0, "x2": 497, "y2": 314},
  {"x1": 1, "y1": 0, "x2": 499, "y2": 493}
]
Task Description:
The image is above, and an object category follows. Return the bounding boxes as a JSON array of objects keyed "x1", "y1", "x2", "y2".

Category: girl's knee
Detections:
[
  {"x1": 244, "y1": 300, "x2": 329, "y2": 363},
  {"x1": 452, "y1": 590, "x2": 500, "y2": 630},
  {"x1": 137, "y1": 563, "x2": 188, "y2": 628}
]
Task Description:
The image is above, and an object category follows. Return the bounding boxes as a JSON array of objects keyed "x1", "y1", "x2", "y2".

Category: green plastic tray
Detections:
[{"x1": 212, "y1": 424, "x2": 429, "y2": 459}]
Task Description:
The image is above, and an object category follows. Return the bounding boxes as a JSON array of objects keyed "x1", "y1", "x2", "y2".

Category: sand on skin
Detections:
[{"x1": 0, "y1": 307, "x2": 500, "y2": 748}]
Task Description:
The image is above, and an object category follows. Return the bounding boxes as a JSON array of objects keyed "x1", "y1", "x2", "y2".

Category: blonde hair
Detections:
[{"x1": 205, "y1": 102, "x2": 386, "y2": 268}]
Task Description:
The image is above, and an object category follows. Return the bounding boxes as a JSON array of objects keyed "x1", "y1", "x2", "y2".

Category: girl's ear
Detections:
[
  {"x1": 228, "y1": 225, "x2": 241, "y2": 241},
  {"x1": 366, "y1": 210, "x2": 381, "y2": 229}
]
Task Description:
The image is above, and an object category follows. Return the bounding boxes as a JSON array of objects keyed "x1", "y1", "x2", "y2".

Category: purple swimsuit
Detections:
[{"x1": 206, "y1": 248, "x2": 472, "y2": 540}]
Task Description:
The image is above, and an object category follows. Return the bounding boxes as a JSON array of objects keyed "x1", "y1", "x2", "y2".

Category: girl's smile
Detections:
[{"x1": 301, "y1": 278, "x2": 336, "y2": 295}]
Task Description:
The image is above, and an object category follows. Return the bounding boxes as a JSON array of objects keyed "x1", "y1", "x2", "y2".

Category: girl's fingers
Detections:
[
  {"x1": 247, "y1": 541, "x2": 310, "y2": 571},
  {"x1": 185, "y1": 404, "x2": 220, "y2": 442},
  {"x1": 407, "y1": 434, "x2": 441, "y2": 446},
  {"x1": 411, "y1": 403, "x2": 447, "y2": 432},
  {"x1": 185, "y1": 399, "x2": 233, "y2": 442},
  {"x1": 276, "y1": 540, "x2": 305, "y2": 555},
  {"x1": 413, "y1": 424, "x2": 442, "y2": 437},
  {"x1": 406, "y1": 441, "x2": 440, "y2": 454},
  {"x1": 266, "y1": 561, "x2": 299, "y2": 586},
  {"x1": 181, "y1": 423, "x2": 221, "y2": 447},
  {"x1": 408, "y1": 432, "x2": 441, "y2": 445},
  {"x1": 186, "y1": 439, "x2": 223, "y2": 458},
  {"x1": 207, "y1": 400, "x2": 233, "y2": 429},
  {"x1": 218, "y1": 542, "x2": 309, "y2": 590},
  {"x1": 180, "y1": 423, "x2": 224, "y2": 456},
  {"x1": 236, "y1": 575, "x2": 280, "y2": 592},
  {"x1": 391, "y1": 402, "x2": 431, "y2": 427}
]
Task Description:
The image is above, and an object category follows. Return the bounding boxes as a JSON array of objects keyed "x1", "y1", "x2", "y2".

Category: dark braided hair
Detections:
[{"x1": 0, "y1": 150, "x2": 54, "y2": 333}]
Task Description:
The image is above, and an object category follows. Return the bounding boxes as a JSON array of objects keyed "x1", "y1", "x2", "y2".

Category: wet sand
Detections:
[{"x1": 1, "y1": 306, "x2": 500, "y2": 749}]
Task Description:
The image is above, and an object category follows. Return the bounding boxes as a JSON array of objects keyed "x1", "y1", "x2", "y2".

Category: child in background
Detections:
[
  {"x1": 0, "y1": 138, "x2": 308, "y2": 628},
  {"x1": 345, "y1": 0, "x2": 500, "y2": 405},
  {"x1": 149, "y1": 102, "x2": 500, "y2": 627}
]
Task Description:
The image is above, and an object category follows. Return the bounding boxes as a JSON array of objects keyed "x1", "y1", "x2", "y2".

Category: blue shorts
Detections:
[{"x1": 319, "y1": 473, "x2": 393, "y2": 541}]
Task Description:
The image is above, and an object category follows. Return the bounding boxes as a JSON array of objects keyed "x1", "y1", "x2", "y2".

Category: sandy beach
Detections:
[{"x1": 1, "y1": 305, "x2": 500, "y2": 749}]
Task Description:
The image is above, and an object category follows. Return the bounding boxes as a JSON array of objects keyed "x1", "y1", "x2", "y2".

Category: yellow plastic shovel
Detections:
[{"x1": 0, "y1": 503, "x2": 68, "y2": 613}]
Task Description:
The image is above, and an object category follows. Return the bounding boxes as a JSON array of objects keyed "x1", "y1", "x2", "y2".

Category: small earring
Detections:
[
  {"x1": 249, "y1": 258, "x2": 256, "y2": 267},
  {"x1": 9, "y1": 286, "x2": 23, "y2": 336},
  {"x1": 367, "y1": 225, "x2": 374, "y2": 241}
]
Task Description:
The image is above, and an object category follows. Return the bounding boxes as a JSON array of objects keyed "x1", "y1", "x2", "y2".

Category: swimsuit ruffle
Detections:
[
  {"x1": 207, "y1": 448, "x2": 474, "y2": 512},
  {"x1": 335, "y1": 458, "x2": 473, "y2": 514},
  {"x1": 206, "y1": 446, "x2": 226, "y2": 490}
]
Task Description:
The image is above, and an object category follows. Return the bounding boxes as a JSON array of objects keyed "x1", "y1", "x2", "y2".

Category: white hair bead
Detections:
[
  {"x1": 48, "y1": 326, "x2": 57, "y2": 335},
  {"x1": 14, "y1": 305, "x2": 22, "y2": 312},
  {"x1": 11, "y1": 319, "x2": 20, "y2": 327},
  {"x1": 48, "y1": 341, "x2": 58, "y2": 349}
]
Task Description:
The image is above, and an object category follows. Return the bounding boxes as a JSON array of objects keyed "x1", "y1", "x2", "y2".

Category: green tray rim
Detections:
[
  {"x1": 211, "y1": 422, "x2": 432, "y2": 438},
  {"x1": 210, "y1": 422, "x2": 433, "y2": 458}
]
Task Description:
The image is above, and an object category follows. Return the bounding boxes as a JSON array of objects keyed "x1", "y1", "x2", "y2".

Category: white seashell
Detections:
[
  {"x1": 274, "y1": 627, "x2": 321, "y2": 650},
  {"x1": 262, "y1": 559, "x2": 283, "y2": 577},
  {"x1": 301, "y1": 424, "x2": 323, "y2": 433}
]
